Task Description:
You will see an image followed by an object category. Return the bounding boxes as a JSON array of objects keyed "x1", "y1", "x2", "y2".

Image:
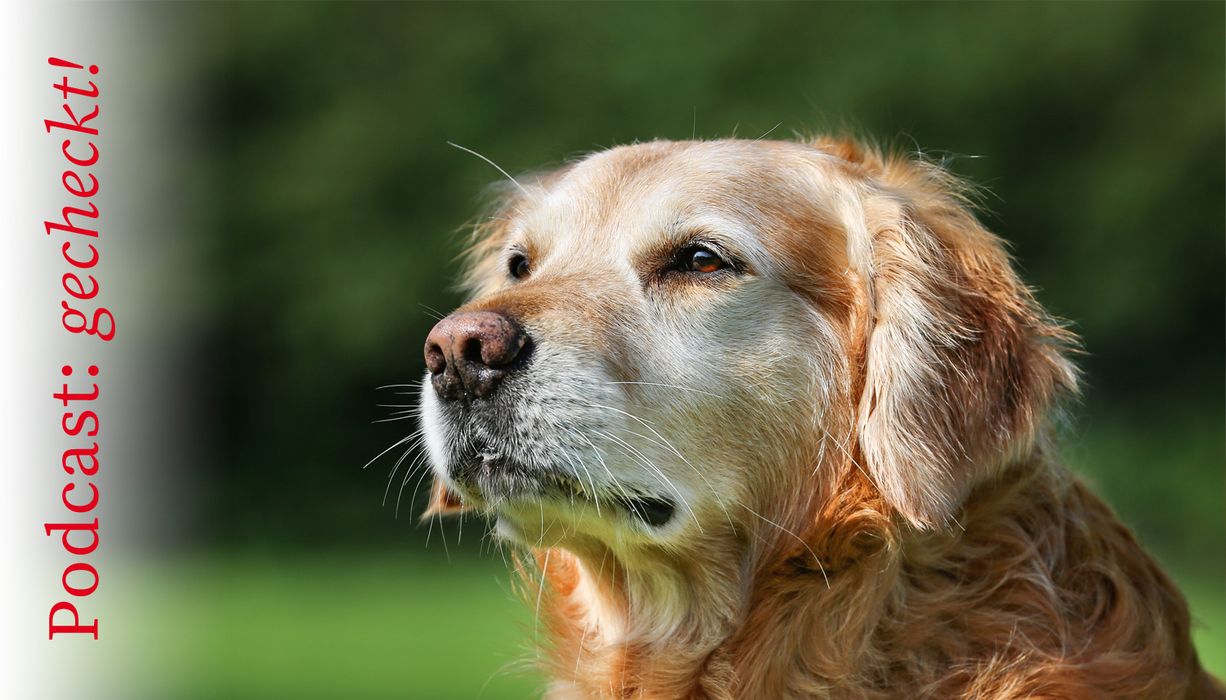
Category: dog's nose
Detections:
[{"x1": 424, "y1": 311, "x2": 528, "y2": 400}]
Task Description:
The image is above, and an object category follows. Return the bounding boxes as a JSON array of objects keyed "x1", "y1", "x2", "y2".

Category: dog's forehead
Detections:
[{"x1": 519, "y1": 140, "x2": 832, "y2": 254}]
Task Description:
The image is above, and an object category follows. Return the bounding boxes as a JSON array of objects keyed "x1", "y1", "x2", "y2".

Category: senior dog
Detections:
[{"x1": 418, "y1": 137, "x2": 1220, "y2": 699}]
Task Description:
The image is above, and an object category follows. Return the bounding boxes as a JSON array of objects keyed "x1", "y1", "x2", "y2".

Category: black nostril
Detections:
[
  {"x1": 460, "y1": 336, "x2": 484, "y2": 365},
  {"x1": 425, "y1": 342, "x2": 447, "y2": 376}
]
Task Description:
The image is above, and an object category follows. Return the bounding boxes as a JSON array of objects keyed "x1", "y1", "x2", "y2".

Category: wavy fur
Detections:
[{"x1": 427, "y1": 137, "x2": 1219, "y2": 699}]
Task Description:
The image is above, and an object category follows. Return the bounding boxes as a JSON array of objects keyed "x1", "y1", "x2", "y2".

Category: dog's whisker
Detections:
[
  {"x1": 372, "y1": 414, "x2": 420, "y2": 424},
  {"x1": 583, "y1": 402, "x2": 734, "y2": 533},
  {"x1": 753, "y1": 121, "x2": 784, "y2": 142},
  {"x1": 592, "y1": 428, "x2": 702, "y2": 534},
  {"x1": 814, "y1": 424, "x2": 865, "y2": 481},
  {"x1": 617, "y1": 424, "x2": 738, "y2": 536},
  {"x1": 572, "y1": 428, "x2": 639, "y2": 513},
  {"x1": 418, "y1": 303, "x2": 445, "y2": 322},
  {"x1": 423, "y1": 501, "x2": 437, "y2": 550},
  {"x1": 375, "y1": 381, "x2": 424, "y2": 390},
  {"x1": 440, "y1": 512, "x2": 452, "y2": 562},
  {"x1": 447, "y1": 141, "x2": 530, "y2": 197},
  {"x1": 362, "y1": 430, "x2": 421, "y2": 470},
  {"x1": 562, "y1": 447, "x2": 602, "y2": 517},
  {"x1": 383, "y1": 439, "x2": 425, "y2": 507},
  {"x1": 534, "y1": 547, "x2": 552, "y2": 655},
  {"x1": 395, "y1": 450, "x2": 433, "y2": 516},
  {"x1": 602, "y1": 381, "x2": 727, "y2": 400},
  {"x1": 376, "y1": 407, "x2": 424, "y2": 419}
]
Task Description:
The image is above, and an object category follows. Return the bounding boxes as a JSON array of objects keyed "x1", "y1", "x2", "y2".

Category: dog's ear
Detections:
[
  {"x1": 837, "y1": 145, "x2": 1078, "y2": 529},
  {"x1": 421, "y1": 479, "x2": 472, "y2": 520}
]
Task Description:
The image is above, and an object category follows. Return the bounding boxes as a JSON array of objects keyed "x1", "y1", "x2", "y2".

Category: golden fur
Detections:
[{"x1": 423, "y1": 137, "x2": 1220, "y2": 699}]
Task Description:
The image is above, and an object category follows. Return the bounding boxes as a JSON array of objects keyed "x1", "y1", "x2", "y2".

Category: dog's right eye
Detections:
[
  {"x1": 681, "y1": 246, "x2": 727, "y2": 274},
  {"x1": 508, "y1": 253, "x2": 530, "y2": 280},
  {"x1": 671, "y1": 243, "x2": 735, "y2": 276}
]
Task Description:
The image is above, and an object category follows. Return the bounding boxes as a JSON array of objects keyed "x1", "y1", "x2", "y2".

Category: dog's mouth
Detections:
[
  {"x1": 450, "y1": 448, "x2": 676, "y2": 528},
  {"x1": 616, "y1": 495, "x2": 676, "y2": 527}
]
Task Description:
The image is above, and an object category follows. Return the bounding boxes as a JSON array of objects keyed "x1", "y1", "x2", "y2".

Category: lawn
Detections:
[
  {"x1": 133, "y1": 552, "x2": 543, "y2": 700},
  {"x1": 124, "y1": 544, "x2": 1219, "y2": 700}
]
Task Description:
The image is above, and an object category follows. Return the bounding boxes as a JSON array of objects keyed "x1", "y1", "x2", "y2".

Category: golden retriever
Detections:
[{"x1": 418, "y1": 137, "x2": 1220, "y2": 699}]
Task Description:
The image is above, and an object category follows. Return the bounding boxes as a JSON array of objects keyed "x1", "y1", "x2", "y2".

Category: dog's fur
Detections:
[{"x1": 420, "y1": 137, "x2": 1220, "y2": 699}]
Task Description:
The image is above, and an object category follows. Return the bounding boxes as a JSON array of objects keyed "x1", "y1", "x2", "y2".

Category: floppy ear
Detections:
[{"x1": 845, "y1": 151, "x2": 1078, "y2": 529}]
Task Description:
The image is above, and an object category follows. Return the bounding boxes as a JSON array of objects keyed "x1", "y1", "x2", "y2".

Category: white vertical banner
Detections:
[{"x1": 1, "y1": 4, "x2": 195, "y2": 698}]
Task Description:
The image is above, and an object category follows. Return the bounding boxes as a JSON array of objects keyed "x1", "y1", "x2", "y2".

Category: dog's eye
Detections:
[
  {"x1": 678, "y1": 245, "x2": 728, "y2": 274},
  {"x1": 508, "y1": 253, "x2": 530, "y2": 280}
]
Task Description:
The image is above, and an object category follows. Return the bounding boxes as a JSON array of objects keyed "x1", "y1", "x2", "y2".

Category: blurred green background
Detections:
[{"x1": 169, "y1": 2, "x2": 1223, "y2": 698}]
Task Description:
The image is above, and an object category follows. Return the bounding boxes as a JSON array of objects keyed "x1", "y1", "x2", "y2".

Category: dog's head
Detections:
[{"x1": 419, "y1": 138, "x2": 1076, "y2": 552}]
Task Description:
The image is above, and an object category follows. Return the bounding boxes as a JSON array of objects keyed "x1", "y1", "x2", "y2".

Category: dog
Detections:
[{"x1": 418, "y1": 137, "x2": 1220, "y2": 699}]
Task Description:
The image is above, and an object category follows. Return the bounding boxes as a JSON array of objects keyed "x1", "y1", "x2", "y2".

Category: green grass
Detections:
[
  {"x1": 141, "y1": 552, "x2": 544, "y2": 700},
  {"x1": 128, "y1": 546, "x2": 1218, "y2": 700},
  {"x1": 1183, "y1": 572, "x2": 1226, "y2": 677}
]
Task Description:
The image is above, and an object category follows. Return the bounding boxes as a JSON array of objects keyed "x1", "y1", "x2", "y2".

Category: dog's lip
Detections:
[
  {"x1": 453, "y1": 451, "x2": 676, "y2": 528},
  {"x1": 615, "y1": 495, "x2": 676, "y2": 527}
]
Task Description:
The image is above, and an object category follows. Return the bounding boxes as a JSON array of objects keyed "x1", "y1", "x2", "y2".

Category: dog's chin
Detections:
[
  {"x1": 490, "y1": 498, "x2": 679, "y2": 549},
  {"x1": 446, "y1": 452, "x2": 678, "y2": 538}
]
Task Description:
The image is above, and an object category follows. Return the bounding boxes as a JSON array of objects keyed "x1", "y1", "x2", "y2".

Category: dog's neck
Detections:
[
  {"x1": 526, "y1": 452, "x2": 1182, "y2": 700},
  {"x1": 530, "y1": 465, "x2": 906, "y2": 699}
]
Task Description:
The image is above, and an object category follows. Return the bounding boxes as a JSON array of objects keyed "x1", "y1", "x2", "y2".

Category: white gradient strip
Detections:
[{"x1": 1, "y1": 3, "x2": 197, "y2": 698}]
